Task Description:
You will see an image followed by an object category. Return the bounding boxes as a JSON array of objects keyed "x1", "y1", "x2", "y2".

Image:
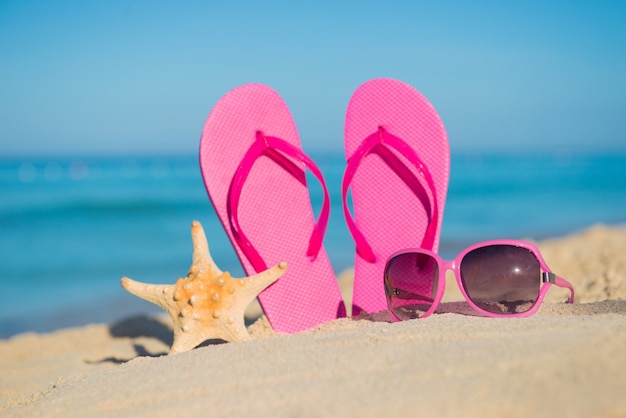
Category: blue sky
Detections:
[{"x1": 1, "y1": 0, "x2": 624, "y2": 156}]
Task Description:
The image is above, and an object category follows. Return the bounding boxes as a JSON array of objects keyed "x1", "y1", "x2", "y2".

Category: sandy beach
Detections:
[{"x1": 1, "y1": 224, "x2": 625, "y2": 417}]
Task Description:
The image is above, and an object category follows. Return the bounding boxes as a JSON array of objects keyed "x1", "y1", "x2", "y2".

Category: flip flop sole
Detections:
[
  {"x1": 344, "y1": 78, "x2": 450, "y2": 315},
  {"x1": 200, "y1": 84, "x2": 345, "y2": 333}
]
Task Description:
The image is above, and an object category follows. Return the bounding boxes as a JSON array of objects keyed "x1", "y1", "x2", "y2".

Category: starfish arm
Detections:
[
  {"x1": 120, "y1": 277, "x2": 175, "y2": 312},
  {"x1": 190, "y1": 220, "x2": 222, "y2": 276},
  {"x1": 211, "y1": 316, "x2": 252, "y2": 343},
  {"x1": 170, "y1": 330, "x2": 210, "y2": 355},
  {"x1": 169, "y1": 317, "x2": 252, "y2": 355},
  {"x1": 233, "y1": 261, "x2": 288, "y2": 307}
]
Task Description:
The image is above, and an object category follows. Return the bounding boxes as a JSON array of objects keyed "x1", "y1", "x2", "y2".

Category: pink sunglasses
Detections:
[{"x1": 384, "y1": 240, "x2": 575, "y2": 321}]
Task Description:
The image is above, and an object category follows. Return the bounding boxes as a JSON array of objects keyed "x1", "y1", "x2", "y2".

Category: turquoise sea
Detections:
[{"x1": 1, "y1": 151, "x2": 625, "y2": 337}]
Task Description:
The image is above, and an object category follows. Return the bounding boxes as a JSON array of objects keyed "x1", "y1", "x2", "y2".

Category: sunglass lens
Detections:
[
  {"x1": 460, "y1": 245, "x2": 540, "y2": 314},
  {"x1": 384, "y1": 252, "x2": 439, "y2": 320}
]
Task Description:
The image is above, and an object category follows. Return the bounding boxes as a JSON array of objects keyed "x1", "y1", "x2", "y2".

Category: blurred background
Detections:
[{"x1": 1, "y1": 0, "x2": 625, "y2": 337}]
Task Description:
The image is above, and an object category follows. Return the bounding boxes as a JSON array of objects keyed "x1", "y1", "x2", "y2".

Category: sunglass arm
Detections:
[{"x1": 543, "y1": 271, "x2": 575, "y2": 304}]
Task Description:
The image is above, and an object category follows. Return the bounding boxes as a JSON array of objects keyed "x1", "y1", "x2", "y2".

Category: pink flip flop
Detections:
[
  {"x1": 200, "y1": 84, "x2": 346, "y2": 333},
  {"x1": 343, "y1": 78, "x2": 450, "y2": 316}
]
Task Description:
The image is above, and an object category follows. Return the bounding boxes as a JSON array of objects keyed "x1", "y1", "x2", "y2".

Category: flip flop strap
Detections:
[
  {"x1": 342, "y1": 127, "x2": 439, "y2": 263},
  {"x1": 228, "y1": 131, "x2": 330, "y2": 272}
]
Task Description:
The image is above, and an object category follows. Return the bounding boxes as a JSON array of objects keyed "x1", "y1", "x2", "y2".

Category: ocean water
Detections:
[{"x1": 1, "y1": 151, "x2": 625, "y2": 337}]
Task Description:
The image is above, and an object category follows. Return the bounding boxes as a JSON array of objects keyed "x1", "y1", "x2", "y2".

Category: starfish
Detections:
[{"x1": 120, "y1": 220, "x2": 287, "y2": 355}]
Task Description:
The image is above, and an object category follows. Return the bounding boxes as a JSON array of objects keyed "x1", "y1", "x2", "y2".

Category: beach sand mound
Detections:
[{"x1": 1, "y1": 224, "x2": 625, "y2": 417}]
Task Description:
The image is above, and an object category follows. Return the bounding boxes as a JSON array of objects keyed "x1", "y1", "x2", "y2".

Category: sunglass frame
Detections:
[{"x1": 384, "y1": 239, "x2": 575, "y2": 321}]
